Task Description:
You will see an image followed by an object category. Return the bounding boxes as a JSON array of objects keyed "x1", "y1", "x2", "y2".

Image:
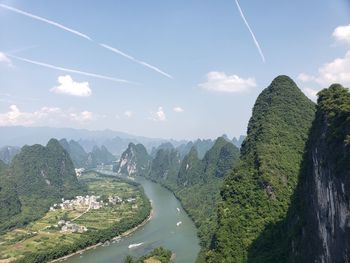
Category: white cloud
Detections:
[
  {"x1": 0, "y1": 105, "x2": 95, "y2": 126},
  {"x1": 298, "y1": 24, "x2": 350, "y2": 90},
  {"x1": 199, "y1": 71, "x2": 256, "y2": 93},
  {"x1": 173, "y1": 107, "x2": 184, "y2": 113},
  {"x1": 50, "y1": 75, "x2": 92, "y2": 97},
  {"x1": 69, "y1": 111, "x2": 94, "y2": 122},
  {"x1": 124, "y1": 111, "x2": 133, "y2": 118},
  {"x1": 0, "y1": 52, "x2": 13, "y2": 67},
  {"x1": 333, "y1": 24, "x2": 350, "y2": 44},
  {"x1": 302, "y1": 88, "x2": 319, "y2": 102},
  {"x1": 299, "y1": 50, "x2": 350, "y2": 87},
  {"x1": 150, "y1": 106, "x2": 166, "y2": 121}
]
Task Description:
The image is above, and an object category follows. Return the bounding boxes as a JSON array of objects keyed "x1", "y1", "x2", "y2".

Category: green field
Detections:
[{"x1": 0, "y1": 172, "x2": 146, "y2": 262}]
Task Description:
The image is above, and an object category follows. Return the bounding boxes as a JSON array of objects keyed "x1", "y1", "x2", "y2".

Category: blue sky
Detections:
[{"x1": 0, "y1": 0, "x2": 349, "y2": 140}]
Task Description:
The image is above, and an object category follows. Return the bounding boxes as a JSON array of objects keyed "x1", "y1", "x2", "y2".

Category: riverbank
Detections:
[{"x1": 50, "y1": 208, "x2": 154, "y2": 263}]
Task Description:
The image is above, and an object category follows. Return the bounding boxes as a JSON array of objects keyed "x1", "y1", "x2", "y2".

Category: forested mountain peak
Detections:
[
  {"x1": 115, "y1": 142, "x2": 150, "y2": 177},
  {"x1": 0, "y1": 139, "x2": 84, "y2": 233},
  {"x1": 209, "y1": 75, "x2": 316, "y2": 262}
]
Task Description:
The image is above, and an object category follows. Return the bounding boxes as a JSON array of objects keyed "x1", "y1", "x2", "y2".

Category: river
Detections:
[{"x1": 65, "y1": 176, "x2": 201, "y2": 263}]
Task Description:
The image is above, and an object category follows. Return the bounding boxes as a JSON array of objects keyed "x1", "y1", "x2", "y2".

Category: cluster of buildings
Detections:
[
  {"x1": 74, "y1": 168, "x2": 85, "y2": 177},
  {"x1": 108, "y1": 195, "x2": 123, "y2": 205},
  {"x1": 48, "y1": 194, "x2": 138, "y2": 233},
  {"x1": 49, "y1": 195, "x2": 134, "y2": 212},
  {"x1": 58, "y1": 220, "x2": 87, "y2": 233},
  {"x1": 50, "y1": 195, "x2": 103, "y2": 211}
]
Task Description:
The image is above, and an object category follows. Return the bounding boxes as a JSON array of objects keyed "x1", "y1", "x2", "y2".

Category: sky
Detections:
[{"x1": 0, "y1": 0, "x2": 349, "y2": 140}]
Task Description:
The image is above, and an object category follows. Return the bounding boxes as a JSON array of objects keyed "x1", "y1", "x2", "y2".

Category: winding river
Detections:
[{"x1": 65, "y1": 176, "x2": 201, "y2": 263}]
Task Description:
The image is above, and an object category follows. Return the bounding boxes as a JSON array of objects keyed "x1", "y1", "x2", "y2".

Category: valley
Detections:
[{"x1": 0, "y1": 172, "x2": 150, "y2": 263}]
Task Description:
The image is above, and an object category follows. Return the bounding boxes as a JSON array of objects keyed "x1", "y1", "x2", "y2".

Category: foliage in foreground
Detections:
[{"x1": 125, "y1": 247, "x2": 172, "y2": 263}]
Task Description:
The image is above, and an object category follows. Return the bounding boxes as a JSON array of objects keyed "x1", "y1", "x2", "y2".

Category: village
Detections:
[{"x1": 49, "y1": 194, "x2": 137, "y2": 233}]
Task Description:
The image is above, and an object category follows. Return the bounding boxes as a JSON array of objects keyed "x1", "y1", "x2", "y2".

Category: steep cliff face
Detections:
[
  {"x1": 208, "y1": 76, "x2": 316, "y2": 262},
  {"x1": 295, "y1": 84, "x2": 350, "y2": 262},
  {"x1": 116, "y1": 143, "x2": 151, "y2": 177}
]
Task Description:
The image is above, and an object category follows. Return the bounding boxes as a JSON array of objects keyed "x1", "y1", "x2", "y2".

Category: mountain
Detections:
[
  {"x1": 176, "y1": 137, "x2": 239, "y2": 258},
  {"x1": 59, "y1": 139, "x2": 88, "y2": 168},
  {"x1": 232, "y1": 135, "x2": 246, "y2": 148},
  {"x1": 245, "y1": 84, "x2": 350, "y2": 263},
  {"x1": 0, "y1": 139, "x2": 84, "y2": 233},
  {"x1": 85, "y1": 145, "x2": 116, "y2": 168},
  {"x1": 294, "y1": 84, "x2": 350, "y2": 262},
  {"x1": 177, "y1": 147, "x2": 203, "y2": 186},
  {"x1": 144, "y1": 136, "x2": 239, "y2": 260},
  {"x1": 176, "y1": 139, "x2": 214, "y2": 159},
  {"x1": 0, "y1": 126, "x2": 187, "y2": 157},
  {"x1": 147, "y1": 146, "x2": 182, "y2": 186},
  {"x1": 207, "y1": 76, "x2": 316, "y2": 262},
  {"x1": 280, "y1": 84, "x2": 350, "y2": 262},
  {"x1": 115, "y1": 143, "x2": 151, "y2": 177},
  {"x1": 0, "y1": 161, "x2": 21, "y2": 222},
  {"x1": 0, "y1": 146, "x2": 20, "y2": 164}
]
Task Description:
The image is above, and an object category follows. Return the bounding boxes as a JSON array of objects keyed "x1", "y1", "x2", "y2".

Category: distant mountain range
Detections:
[
  {"x1": 0, "y1": 126, "x2": 244, "y2": 163},
  {"x1": 0, "y1": 126, "x2": 184, "y2": 156}
]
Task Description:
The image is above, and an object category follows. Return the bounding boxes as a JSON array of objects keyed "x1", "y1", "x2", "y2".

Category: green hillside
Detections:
[
  {"x1": 207, "y1": 76, "x2": 315, "y2": 262},
  {"x1": 0, "y1": 139, "x2": 85, "y2": 234}
]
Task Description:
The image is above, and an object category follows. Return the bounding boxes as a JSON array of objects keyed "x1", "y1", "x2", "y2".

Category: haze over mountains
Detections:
[
  {"x1": 0, "y1": 126, "x2": 244, "y2": 158},
  {"x1": 0, "y1": 75, "x2": 349, "y2": 262},
  {"x1": 110, "y1": 75, "x2": 350, "y2": 262}
]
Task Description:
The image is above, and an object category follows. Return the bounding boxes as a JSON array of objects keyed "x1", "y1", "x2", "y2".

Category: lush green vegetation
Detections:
[
  {"x1": 59, "y1": 139, "x2": 88, "y2": 168},
  {"x1": 147, "y1": 146, "x2": 181, "y2": 187},
  {"x1": 0, "y1": 172, "x2": 151, "y2": 263},
  {"x1": 125, "y1": 247, "x2": 172, "y2": 263},
  {"x1": 116, "y1": 143, "x2": 151, "y2": 176},
  {"x1": 0, "y1": 139, "x2": 85, "y2": 234},
  {"x1": 145, "y1": 137, "x2": 239, "y2": 262},
  {"x1": 244, "y1": 83, "x2": 350, "y2": 263},
  {"x1": 85, "y1": 145, "x2": 116, "y2": 168},
  {"x1": 0, "y1": 161, "x2": 22, "y2": 222},
  {"x1": 59, "y1": 138, "x2": 116, "y2": 169},
  {"x1": 207, "y1": 76, "x2": 316, "y2": 262},
  {"x1": 0, "y1": 146, "x2": 20, "y2": 164}
]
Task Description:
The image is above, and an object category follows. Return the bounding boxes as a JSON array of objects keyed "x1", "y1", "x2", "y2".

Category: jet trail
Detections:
[
  {"x1": 100, "y1": 43, "x2": 173, "y2": 79},
  {"x1": 0, "y1": 4, "x2": 92, "y2": 41},
  {"x1": 234, "y1": 0, "x2": 265, "y2": 63},
  {"x1": 8, "y1": 54, "x2": 136, "y2": 84},
  {"x1": 1, "y1": 4, "x2": 173, "y2": 78}
]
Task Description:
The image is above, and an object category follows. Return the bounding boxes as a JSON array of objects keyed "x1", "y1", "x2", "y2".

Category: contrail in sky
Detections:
[
  {"x1": 100, "y1": 43, "x2": 173, "y2": 79},
  {"x1": 234, "y1": 0, "x2": 265, "y2": 63},
  {"x1": 0, "y1": 4, "x2": 92, "y2": 41},
  {"x1": 8, "y1": 54, "x2": 137, "y2": 84},
  {"x1": 0, "y1": 3, "x2": 173, "y2": 78}
]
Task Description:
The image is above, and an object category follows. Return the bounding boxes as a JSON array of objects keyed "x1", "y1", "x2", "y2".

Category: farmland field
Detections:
[{"x1": 0, "y1": 172, "x2": 148, "y2": 262}]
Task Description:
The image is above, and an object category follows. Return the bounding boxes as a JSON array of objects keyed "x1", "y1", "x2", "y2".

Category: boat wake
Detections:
[{"x1": 128, "y1": 242, "x2": 143, "y2": 249}]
